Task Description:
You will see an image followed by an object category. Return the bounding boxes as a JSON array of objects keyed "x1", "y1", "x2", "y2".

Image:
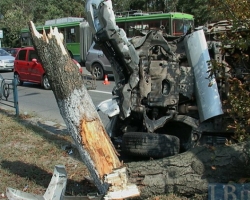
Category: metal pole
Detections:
[
  {"x1": 0, "y1": 74, "x2": 3, "y2": 100},
  {"x1": 13, "y1": 76, "x2": 19, "y2": 116}
]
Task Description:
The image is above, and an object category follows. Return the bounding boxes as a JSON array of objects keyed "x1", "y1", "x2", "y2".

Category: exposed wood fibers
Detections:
[{"x1": 80, "y1": 118, "x2": 121, "y2": 178}]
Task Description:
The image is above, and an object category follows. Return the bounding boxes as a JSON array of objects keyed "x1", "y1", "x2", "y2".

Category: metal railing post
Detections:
[{"x1": 13, "y1": 76, "x2": 19, "y2": 116}]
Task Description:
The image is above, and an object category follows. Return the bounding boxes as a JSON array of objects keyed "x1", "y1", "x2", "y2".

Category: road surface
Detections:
[{"x1": 0, "y1": 70, "x2": 115, "y2": 129}]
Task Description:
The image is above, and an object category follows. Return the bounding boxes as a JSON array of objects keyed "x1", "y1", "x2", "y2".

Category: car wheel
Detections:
[
  {"x1": 42, "y1": 75, "x2": 51, "y2": 90},
  {"x1": 14, "y1": 73, "x2": 23, "y2": 86},
  {"x1": 122, "y1": 132, "x2": 180, "y2": 158},
  {"x1": 92, "y1": 63, "x2": 104, "y2": 80}
]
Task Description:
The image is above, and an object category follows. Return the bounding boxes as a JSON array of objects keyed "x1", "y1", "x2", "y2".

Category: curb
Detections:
[{"x1": 27, "y1": 117, "x2": 68, "y2": 135}]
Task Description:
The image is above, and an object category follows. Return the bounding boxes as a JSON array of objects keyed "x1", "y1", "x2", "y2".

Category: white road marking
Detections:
[{"x1": 88, "y1": 90, "x2": 112, "y2": 94}]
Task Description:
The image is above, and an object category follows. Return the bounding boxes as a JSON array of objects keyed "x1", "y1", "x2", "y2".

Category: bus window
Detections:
[
  {"x1": 142, "y1": 22, "x2": 150, "y2": 35},
  {"x1": 172, "y1": 19, "x2": 189, "y2": 36},
  {"x1": 66, "y1": 27, "x2": 77, "y2": 43},
  {"x1": 57, "y1": 28, "x2": 65, "y2": 42},
  {"x1": 117, "y1": 22, "x2": 125, "y2": 30},
  {"x1": 143, "y1": 20, "x2": 161, "y2": 31},
  {"x1": 134, "y1": 21, "x2": 142, "y2": 30},
  {"x1": 127, "y1": 22, "x2": 135, "y2": 37},
  {"x1": 133, "y1": 21, "x2": 143, "y2": 36},
  {"x1": 187, "y1": 20, "x2": 194, "y2": 30},
  {"x1": 20, "y1": 32, "x2": 32, "y2": 46},
  {"x1": 161, "y1": 19, "x2": 171, "y2": 35}
]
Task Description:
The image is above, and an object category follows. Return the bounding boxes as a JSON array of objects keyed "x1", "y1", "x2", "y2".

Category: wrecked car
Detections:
[{"x1": 87, "y1": 2, "x2": 237, "y2": 158}]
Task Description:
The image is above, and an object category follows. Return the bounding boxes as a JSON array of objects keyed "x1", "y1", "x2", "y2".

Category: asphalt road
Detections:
[{"x1": 0, "y1": 69, "x2": 115, "y2": 127}]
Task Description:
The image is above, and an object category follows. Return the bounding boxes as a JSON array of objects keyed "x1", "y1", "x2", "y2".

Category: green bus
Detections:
[
  {"x1": 20, "y1": 17, "x2": 89, "y2": 64},
  {"x1": 20, "y1": 11, "x2": 194, "y2": 64},
  {"x1": 115, "y1": 10, "x2": 194, "y2": 38}
]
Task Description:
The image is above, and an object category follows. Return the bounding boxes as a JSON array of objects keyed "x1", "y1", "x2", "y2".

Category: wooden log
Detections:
[
  {"x1": 27, "y1": 21, "x2": 139, "y2": 199},
  {"x1": 125, "y1": 140, "x2": 250, "y2": 199}
]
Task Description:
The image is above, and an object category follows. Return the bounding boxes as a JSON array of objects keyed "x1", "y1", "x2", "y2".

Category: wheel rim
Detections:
[
  {"x1": 93, "y1": 67, "x2": 101, "y2": 78},
  {"x1": 92, "y1": 64, "x2": 103, "y2": 79}
]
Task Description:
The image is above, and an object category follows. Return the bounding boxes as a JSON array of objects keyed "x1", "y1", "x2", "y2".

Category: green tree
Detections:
[
  {"x1": 112, "y1": 0, "x2": 132, "y2": 12},
  {"x1": 128, "y1": 0, "x2": 178, "y2": 13},
  {"x1": 208, "y1": 0, "x2": 250, "y2": 141},
  {"x1": 0, "y1": 0, "x2": 85, "y2": 47},
  {"x1": 0, "y1": 0, "x2": 35, "y2": 47},
  {"x1": 114, "y1": 0, "x2": 178, "y2": 12},
  {"x1": 177, "y1": 0, "x2": 211, "y2": 26}
]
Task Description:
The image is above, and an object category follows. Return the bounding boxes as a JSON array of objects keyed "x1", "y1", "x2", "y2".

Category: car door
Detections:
[
  {"x1": 27, "y1": 49, "x2": 43, "y2": 83},
  {"x1": 14, "y1": 49, "x2": 28, "y2": 81}
]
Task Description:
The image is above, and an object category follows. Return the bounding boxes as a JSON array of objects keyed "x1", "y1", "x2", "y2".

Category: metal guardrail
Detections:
[
  {"x1": 0, "y1": 74, "x2": 19, "y2": 115},
  {"x1": 82, "y1": 74, "x2": 97, "y2": 90}
]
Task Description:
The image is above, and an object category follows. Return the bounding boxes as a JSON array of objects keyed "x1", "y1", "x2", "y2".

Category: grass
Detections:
[
  {"x1": 0, "y1": 108, "x2": 98, "y2": 198},
  {"x1": 0, "y1": 108, "x2": 204, "y2": 200}
]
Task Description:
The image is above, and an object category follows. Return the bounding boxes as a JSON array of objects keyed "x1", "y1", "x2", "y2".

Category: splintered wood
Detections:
[{"x1": 80, "y1": 118, "x2": 121, "y2": 178}]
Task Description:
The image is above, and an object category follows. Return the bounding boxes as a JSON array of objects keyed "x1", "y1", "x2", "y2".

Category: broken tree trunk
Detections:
[
  {"x1": 27, "y1": 21, "x2": 139, "y2": 199},
  {"x1": 125, "y1": 140, "x2": 250, "y2": 199}
]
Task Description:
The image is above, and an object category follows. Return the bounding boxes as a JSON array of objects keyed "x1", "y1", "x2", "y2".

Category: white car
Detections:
[{"x1": 0, "y1": 48, "x2": 15, "y2": 71}]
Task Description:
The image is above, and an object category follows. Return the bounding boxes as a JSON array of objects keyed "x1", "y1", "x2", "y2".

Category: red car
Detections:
[{"x1": 14, "y1": 47, "x2": 82, "y2": 89}]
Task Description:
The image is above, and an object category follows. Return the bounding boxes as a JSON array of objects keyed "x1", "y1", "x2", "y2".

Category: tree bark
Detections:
[
  {"x1": 125, "y1": 140, "x2": 250, "y2": 199},
  {"x1": 28, "y1": 22, "x2": 139, "y2": 199}
]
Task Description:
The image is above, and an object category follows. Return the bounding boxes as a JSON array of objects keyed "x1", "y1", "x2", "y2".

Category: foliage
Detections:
[
  {"x1": 0, "y1": 0, "x2": 84, "y2": 47},
  {"x1": 208, "y1": 0, "x2": 250, "y2": 141},
  {"x1": 112, "y1": 0, "x2": 132, "y2": 12},
  {"x1": 128, "y1": 0, "x2": 178, "y2": 13},
  {"x1": 0, "y1": 1, "x2": 35, "y2": 47},
  {"x1": 177, "y1": 0, "x2": 211, "y2": 26}
]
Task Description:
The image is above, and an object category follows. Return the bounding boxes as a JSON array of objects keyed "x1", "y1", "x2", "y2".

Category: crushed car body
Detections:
[{"x1": 90, "y1": 1, "x2": 237, "y2": 158}]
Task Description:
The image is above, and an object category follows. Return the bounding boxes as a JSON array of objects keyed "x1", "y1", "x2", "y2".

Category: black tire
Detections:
[
  {"x1": 92, "y1": 63, "x2": 104, "y2": 80},
  {"x1": 122, "y1": 132, "x2": 180, "y2": 158},
  {"x1": 42, "y1": 75, "x2": 51, "y2": 90},
  {"x1": 14, "y1": 73, "x2": 23, "y2": 86}
]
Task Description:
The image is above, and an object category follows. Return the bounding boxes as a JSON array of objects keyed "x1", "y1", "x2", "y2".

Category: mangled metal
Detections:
[
  {"x1": 184, "y1": 30, "x2": 223, "y2": 122},
  {"x1": 92, "y1": 1, "x2": 235, "y2": 157}
]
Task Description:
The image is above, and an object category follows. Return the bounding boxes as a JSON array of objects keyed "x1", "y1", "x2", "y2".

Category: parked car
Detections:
[
  {"x1": 0, "y1": 48, "x2": 15, "y2": 71},
  {"x1": 14, "y1": 47, "x2": 82, "y2": 90},
  {"x1": 2, "y1": 48, "x2": 21, "y2": 57},
  {"x1": 85, "y1": 42, "x2": 112, "y2": 80}
]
